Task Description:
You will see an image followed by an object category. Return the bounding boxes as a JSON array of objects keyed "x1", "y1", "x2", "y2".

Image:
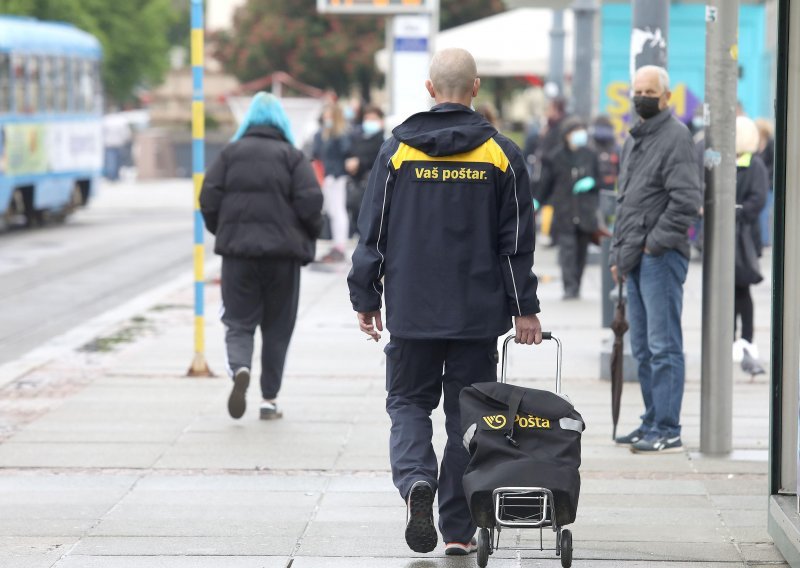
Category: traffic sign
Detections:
[{"x1": 317, "y1": 0, "x2": 433, "y2": 15}]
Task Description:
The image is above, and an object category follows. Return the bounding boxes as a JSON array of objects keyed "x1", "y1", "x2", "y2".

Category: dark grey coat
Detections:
[{"x1": 610, "y1": 109, "x2": 702, "y2": 275}]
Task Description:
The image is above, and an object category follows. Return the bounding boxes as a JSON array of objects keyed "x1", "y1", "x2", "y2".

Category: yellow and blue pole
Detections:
[{"x1": 188, "y1": 0, "x2": 212, "y2": 376}]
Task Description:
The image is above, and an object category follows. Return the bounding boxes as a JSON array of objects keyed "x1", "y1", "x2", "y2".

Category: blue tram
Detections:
[{"x1": 0, "y1": 16, "x2": 103, "y2": 226}]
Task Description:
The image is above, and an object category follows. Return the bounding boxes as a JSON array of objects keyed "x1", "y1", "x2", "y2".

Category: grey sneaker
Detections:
[
  {"x1": 259, "y1": 401, "x2": 283, "y2": 420},
  {"x1": 227, "y1": 367, "x2": 250, "y2": 419},
  {"x1": 630, "y1": 436, "x2": 683, "y2": 454},
  {"x1": 405, "y1": 480, "x2": 437, "y2": 553},
  {"x1": 614, "y1": 428, "x2": 645, "y2": 445}
]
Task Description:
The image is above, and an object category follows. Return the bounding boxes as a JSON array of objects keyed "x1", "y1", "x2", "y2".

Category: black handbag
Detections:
[{"x1": 735, "y1": 218, "x2": 763, "y2": 286}]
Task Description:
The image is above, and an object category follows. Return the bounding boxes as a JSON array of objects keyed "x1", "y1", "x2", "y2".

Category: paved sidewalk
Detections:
[{"x1": 0, "y1": 243, "x2": 785, "y2": 567}]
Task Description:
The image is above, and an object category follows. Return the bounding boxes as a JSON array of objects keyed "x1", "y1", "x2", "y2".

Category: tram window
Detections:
[
  {"x1": 0, "y1": 54, "x2": 9, "y2": 113},
  {"x1": 12, "y1": 54, "x2": 24, "y2": 112},
  {"x1": 28, "y1": 56, "x2": 40, "y2": 113},
  {"x1": 91, "y1": 60, "x2": 101, "y2": 112},
  {"x1": 72, "y1": 58, "x2": 82, "y2": 111},
  {"x1": 74, "y1": 59, "x2": 93, "y2": 112},
  {"x1": 43, "y1": 57, "x2": 58, "y2": 112},
  {"x1": 54, "y1": 58, "x2": 67, "y2": 112}
]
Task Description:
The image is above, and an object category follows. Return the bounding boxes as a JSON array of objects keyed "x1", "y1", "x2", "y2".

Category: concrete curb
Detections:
[{"x1": 0, "y1": 257, "x2": 221, "y2": 390}]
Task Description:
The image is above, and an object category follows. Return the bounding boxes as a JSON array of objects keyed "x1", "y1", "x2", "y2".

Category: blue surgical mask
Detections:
[
  {"x1": 692, "y1": 116, "x2": 705, "y2": 130},
  {"x1": 323, "y1": 119, "x2": 333, "y2": 129},
  {"x1": 569, "y1": 129, "x2": 588, "y2": 148},
  {"x1": 362, "y1": 120, "x2": 383, "y2": 137}
]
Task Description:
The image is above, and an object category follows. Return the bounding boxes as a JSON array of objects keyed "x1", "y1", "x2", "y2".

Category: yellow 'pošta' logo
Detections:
[{"x1": 482, "y1": 414, "x2": 551, "y2": 430}]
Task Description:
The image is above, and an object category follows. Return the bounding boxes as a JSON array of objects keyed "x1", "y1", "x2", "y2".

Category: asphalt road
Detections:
[{"x1": 0, "y1": 179, "x2": 213, "y2": 366}]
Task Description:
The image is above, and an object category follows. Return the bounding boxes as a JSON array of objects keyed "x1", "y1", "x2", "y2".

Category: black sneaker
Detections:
[
  {"x1": 405, "y1": 480, "x2": 437, "y2": 553},
  {"x1": 227, "y1": 367, "x2": 249, "y2": 419},
  {"x1": 614, "y1": 428, "x2": 645, "y2": 445},
  {"x1": 259, "y1": 400, "x2": 283, "y2": 420},
  {"x1": 630, "y1": 435, "x2": 683, "y2": 454}
]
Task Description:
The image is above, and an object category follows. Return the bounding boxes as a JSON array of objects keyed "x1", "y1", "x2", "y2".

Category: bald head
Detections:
[{"x1": 425, "y1": 48, "x2": 480, "y2": 106}]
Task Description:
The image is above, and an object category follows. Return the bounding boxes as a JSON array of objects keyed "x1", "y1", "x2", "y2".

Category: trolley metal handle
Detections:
[{"x1": 500, "y1": 332, "x2": 563, "y2": 394}]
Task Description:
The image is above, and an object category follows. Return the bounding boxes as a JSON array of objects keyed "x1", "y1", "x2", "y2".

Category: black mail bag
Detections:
[{"x1": 459, "y1": 381, "x2": 584, "y2": 528}]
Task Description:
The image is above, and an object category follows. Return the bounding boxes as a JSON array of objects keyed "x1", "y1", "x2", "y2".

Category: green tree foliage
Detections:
[
  {"x1": 0, "y1": 0, "x2": 177, "y2": 105},
  {"x1": 215, "y1": 0, "x2": 506, "y2": 97},
  {"x1": 214, "y1": 0, "x2": 384, "y2": 96},
  {"x1": 440, "y1": 0, "x2": 505, "y2": 31}
]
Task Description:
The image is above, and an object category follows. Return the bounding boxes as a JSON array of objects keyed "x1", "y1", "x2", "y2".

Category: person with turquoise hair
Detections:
[{"x1": 200, "y1": 92, "x2": 324, "y2": 420}]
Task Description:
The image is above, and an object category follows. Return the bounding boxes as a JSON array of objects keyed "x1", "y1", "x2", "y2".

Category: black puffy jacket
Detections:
[
  {"x1": 200, "y1": 126, "x2": 323, "y2": 264},
  {"x1": 534, "y1": 144, "x2": 600, "y2": 236},
  {"x1": 610, "y1": 110, "x2": 702, "y2": 275}
]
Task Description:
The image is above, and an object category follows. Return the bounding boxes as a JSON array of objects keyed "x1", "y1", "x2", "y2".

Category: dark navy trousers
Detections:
[{"x1": 384, "y1": 336, "x2": 498, "y2": 543}]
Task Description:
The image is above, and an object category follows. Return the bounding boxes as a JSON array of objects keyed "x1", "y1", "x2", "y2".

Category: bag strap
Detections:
[{"x1": 504, "y1": 389, "x2": 524, "y2": 448}]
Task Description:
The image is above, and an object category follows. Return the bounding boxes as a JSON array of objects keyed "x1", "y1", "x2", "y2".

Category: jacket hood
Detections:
[
  {"x1": 392, "y1": 103, "x2": 497, "y2": 157},
  {"x1": 242, "y1": 125, "x2": 289, "y2": 142}
]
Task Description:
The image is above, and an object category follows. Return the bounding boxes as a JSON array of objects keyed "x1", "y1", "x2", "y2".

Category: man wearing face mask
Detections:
[
  {"x1": 534, "y1": 117, "x2": 600, "y2": 299},
  {"x1": 345, "y1": 105, "x2": 386, "y2": 235},
  {"x1": 610, "y1": 65, "x2": 702, "y2": 454}
]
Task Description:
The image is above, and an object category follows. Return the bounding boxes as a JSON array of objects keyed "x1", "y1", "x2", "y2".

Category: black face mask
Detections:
[{"x1": 633, "y1": 95, "x2": 662, "y2": 119}]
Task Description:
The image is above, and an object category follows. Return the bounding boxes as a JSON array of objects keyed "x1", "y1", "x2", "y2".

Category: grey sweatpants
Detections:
[{"x1": 220, "y1": 256, "x2": 300, "y2": 400}]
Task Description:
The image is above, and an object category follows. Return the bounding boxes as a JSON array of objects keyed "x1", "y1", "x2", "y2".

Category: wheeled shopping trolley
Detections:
[{"x1": 459, "y1": 332, "x2": 585, "y2": 568}]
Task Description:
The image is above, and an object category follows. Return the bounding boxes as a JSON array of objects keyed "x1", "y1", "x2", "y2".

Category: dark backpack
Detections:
[{"x1": 459, "y1": 381, "x2": 584, "y2": 528}]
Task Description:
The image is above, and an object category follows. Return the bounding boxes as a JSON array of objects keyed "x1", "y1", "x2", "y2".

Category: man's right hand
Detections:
[
  {"x1": 514, "y1": 314, "x2": 543, "y2": 345},
  {"x1": 610, "y1": 265, "x2": 625, "y2": 285},
  {"x1": 357, "y1": 311, "x2": 383, "y2": 342}
]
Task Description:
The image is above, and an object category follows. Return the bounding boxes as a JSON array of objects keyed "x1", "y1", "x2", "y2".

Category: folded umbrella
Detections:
[{"x1": 609, "y1": 279, "x2": 629, "y2": 440}]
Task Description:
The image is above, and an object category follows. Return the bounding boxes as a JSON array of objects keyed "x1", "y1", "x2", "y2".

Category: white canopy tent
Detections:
[{"x1": 377, "y1": 8, "x2": 574, "y2": 78}]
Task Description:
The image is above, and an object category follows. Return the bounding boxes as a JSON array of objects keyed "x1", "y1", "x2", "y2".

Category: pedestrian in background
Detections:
[
  {"x1": 348, "y1": 48, "x2": 542, "y2": 556},
  {"x1": 732, "y1": 116, "x2": 769, "y2": 368},
  {"x1": 610, "y1": 66, "x2": 702, "y2": 454},
  {"x1": 534, "y1": 117, "x2": 599, "y2": 299},
  {"x1": 200, "y1": 92, "x2": 323, "y2": 421},
  {"x1": 313, "y1": 103, "x2": 352, "y2": 263},
  {"x1": 754, "y1": 118, "x2": 775, "y2": 247},
  {"x1": 591, "y1": 115, "x2": 620, "y2": 192},
  {"x1": 533, "y1": 97, "x2": 570, "y2": 246},
  {"x1": 345, "y1": 105, "x2": 385, "y2": 236}
]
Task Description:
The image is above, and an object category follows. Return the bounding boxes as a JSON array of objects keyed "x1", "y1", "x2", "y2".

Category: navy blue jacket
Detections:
[{"x1": 347, "y1": 103, "x2": 540, "y2": 340}]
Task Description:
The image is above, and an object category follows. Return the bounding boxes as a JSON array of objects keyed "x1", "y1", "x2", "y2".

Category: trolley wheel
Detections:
[
  {"x1": 477, "y1": 527, "x2": 490, "y2": 567},
  {"x1": 560, "y1": 529, "x2": 573, "y2": 568}
]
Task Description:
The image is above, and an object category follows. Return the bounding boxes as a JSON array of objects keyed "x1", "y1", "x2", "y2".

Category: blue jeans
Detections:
[{"x1": 626, "y1": 250, "x2": 689, "y2": 439}]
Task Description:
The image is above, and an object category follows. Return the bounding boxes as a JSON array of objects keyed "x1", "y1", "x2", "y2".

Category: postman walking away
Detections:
[{"x1": 347, "y1": 48, "x2": 542, "y2": 556}]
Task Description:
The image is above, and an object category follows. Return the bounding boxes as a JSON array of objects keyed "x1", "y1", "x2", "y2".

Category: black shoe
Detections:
[
  {"x1": 227, "y1": 367, "x2": 249, "y2": 419},
  {"x1": 630, "y1": 435, "x2": 683, "y2": 454},
  {"x1": 405, "y1": 480, "x2": 437, "y2": 553},
  {"x1": 615, "y1": 428, "x2": 645, "y2": 445}
]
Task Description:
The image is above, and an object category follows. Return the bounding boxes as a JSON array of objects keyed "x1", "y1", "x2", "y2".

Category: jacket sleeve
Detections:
[
  {"x1": 199, "y1": 148, "x2": 226, "y2": 235},
  {"x1": 496, "y1": 139, "x2": 541, "y2": 316},
  {"x1": 290, "y1": 151, "x2": 325, "y2": 239},
  {"x1": 532, "y1": 152, "x2": 556, "y2": 204},
  {"x1": 347, "y1": 140, "x2": 398, "y2": 313},
  {"x1": 645, "y1": 130, "x2": 703, "y2": 255},
  {"x1": 738, "y1": 158, "x2": 768, "y2": 223}
]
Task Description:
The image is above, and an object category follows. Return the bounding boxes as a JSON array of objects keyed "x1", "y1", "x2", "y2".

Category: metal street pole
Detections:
[
  {"x1": 572, "y1": 0, "x2": 598, "y2": 120},
  {"x1": 630, "y1": 0, "x2": 669, "y2": 79},
  {"x1": 701, "y1": 1, "x2": 738, "y2": 454},
  {"x1": 188, "y1": 0, "x2": 213, "y2": 377},
  {"x1": 548, "y1": 10, "x2": 565, "y2": 95}
]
